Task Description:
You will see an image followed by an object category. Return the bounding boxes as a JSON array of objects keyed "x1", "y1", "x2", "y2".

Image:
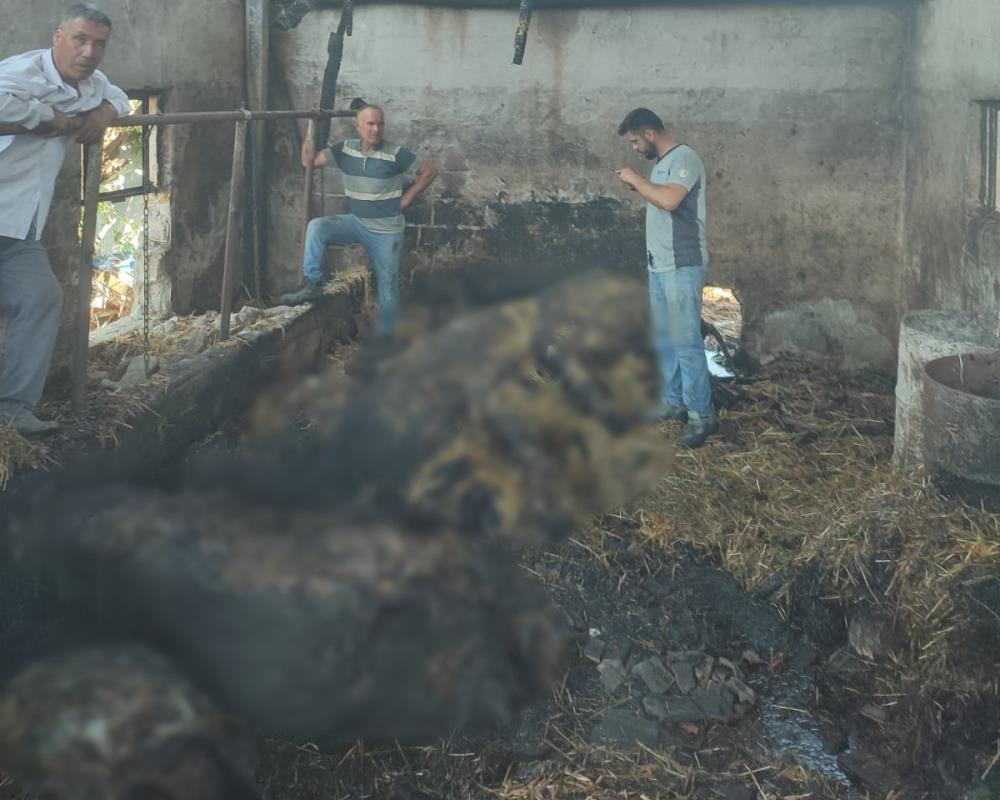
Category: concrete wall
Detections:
[
  {"x1": 0, "y1": 1, "x2": 245, "y2": 373},
  {"x1": 903, "y1": 0, "x2": 1000, "y2": 322},
  {"x1": 271, "y1": 2, "x2": 909, "y2": 369}
]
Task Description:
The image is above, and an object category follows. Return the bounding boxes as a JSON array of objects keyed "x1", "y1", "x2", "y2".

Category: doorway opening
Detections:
[
  {"x1": 87, "y1": 92, "x2": 165, "y2": 332},
  {"x1": 702, "y1": 285, "x2": 742, "y2": 377}
]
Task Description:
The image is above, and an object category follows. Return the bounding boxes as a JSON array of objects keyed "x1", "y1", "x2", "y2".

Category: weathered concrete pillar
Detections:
[{"x1": 893, "y1": 311, "x2": 1000, "y2": 474}]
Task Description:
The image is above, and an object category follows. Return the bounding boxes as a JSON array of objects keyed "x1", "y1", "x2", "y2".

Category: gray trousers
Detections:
[{"x1": 0, "y1": 236, "x2": 63, "y2": 415}]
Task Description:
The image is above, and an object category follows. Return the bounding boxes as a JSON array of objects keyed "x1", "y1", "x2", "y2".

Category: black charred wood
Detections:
[{"x1": 315, "y1": 5, "x2": 352, "y2": 150}]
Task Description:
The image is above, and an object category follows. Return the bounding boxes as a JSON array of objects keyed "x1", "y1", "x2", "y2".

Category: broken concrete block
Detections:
[
  {"x1": 837, "y1": 749, "x2": 904, "y2": 796},
  {"x1": 632, "y1": 657, "x2": 673, "y2": 695},
  {"x1": 661, "y1": 696, "x2": 704, "y2": 723},
  {"x1": 235, "y1": 306, "x2": 264, "y2": 328},
  {"x1": 668, "y1": 658, "x2": 697, "y2": 694},
  {"x1": 590, "y1": 709, "x2": 660, "y2": 749},
  {"x1": 597, "y1": 659, "x2": 627, "y2": 694},
  {"x1": 583, "y1": 637, "x2": 605, "y2": 664},
  {"x1": 152, "y1": 317, "x2": 178, "y2": 337},
  {"x1": 182, "y1": 330, "x2": 208, "y2": 356},
  {"x1": 725, "y1": 676, "x2": 757, "y2": 705},
  {"x1": 642, "y1": 695, "x2": 666, "y2": 721},
  {"x1": 690, "y1": 688, "x2": 739, "y2": 722},
  {"x1": 118, "y1": 356, "x2": 159, "y2": 388}
]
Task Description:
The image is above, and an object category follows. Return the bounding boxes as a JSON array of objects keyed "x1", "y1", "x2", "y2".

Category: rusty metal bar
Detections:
[
  {"x1": 246, "y1": 0, "x2": 270, "y2": 301},
  {"x1": 220, "y1": 121, "x2": 248, "y2": 341},
  {"x1": 0, "y1": 110, "x2": 354, "y2": 136},
  {"x1": 71, "y1": 143, "x2": 104, "y2": 410},
  {"x1": 302, "y1": 118, "x2": 317, "y2": 264},
  {"x1": 110, "y1": 109, "x2": 355, "y2": 127}
]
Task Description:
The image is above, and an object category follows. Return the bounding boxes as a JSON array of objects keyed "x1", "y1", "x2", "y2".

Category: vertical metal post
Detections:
[
  {"x1": 221, "y1": 121, "x2": 248, "y2": 341},
  {"x1": 71, "y1": 143, "x2": 103, "y2": 411},
  {"x1": 246, "y1": 0, "x2": 269, "y2": 299},
  {"x1": 302, "y1": 117, "x2": 316, "y2": 263}
]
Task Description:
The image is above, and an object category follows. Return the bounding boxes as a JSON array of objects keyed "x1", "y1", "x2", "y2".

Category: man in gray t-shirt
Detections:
[{"x1": 617, "y1": 107, "x2": 716, "y2": 448}]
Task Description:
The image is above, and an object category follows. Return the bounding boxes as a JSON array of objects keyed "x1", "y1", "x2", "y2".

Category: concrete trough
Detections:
[
  {"x1": 923, "y1": 351, "x2": 1000, "y2": 512},
  {"x1": 893, "y1": 310, "x2": 1000, "y2": 475}
]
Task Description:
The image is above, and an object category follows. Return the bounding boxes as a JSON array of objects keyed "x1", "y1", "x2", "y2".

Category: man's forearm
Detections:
[
  {"x1": 634, "y1": 178, "x2": 686, "y2": 212},
  {"x1": 0, "y1": 123, "x2": 31, "y2": 135},
  {"x1": 0, "y1": 94, "x2": 53, "y2": 130}
]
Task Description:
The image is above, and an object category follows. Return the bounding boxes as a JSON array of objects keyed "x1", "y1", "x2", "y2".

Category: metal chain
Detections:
[{"x1": 142, "y1": 124, "x2": 151, "y2": 377}]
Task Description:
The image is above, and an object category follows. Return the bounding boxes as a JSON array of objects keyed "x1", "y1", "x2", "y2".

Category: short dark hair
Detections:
[
  {"x1": 618, "y1": 108, "x2": 664, "y2": 136},
  {"x1": 61, "y1": 4, "x2": 112, "y2": 30}
]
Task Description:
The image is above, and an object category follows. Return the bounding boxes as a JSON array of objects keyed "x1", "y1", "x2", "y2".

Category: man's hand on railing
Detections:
[{"x1": 74, "y1": 101, "x2": 117, "y2": 144}]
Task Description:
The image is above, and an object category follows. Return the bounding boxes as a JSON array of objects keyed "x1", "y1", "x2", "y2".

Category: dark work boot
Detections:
[
  {"x1": 679, "y1": 415, "x2": 718, "y2": 449},
  {"x1": 2, "y1": 411, "x2": 60, "y2": 436},
  {"x1": 278, "y1": 281, "x2": 324, "y2": 306},
  {"x1": 641, "y1": 401, "x2": 688, "y2": 423}
]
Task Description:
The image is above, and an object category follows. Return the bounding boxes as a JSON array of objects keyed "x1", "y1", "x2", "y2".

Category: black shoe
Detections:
[
  {"x1": 679, "y1": 416, "x2": 718, "y2": 449},
  {"x1": 642, "y1": 401, "x2": 687, "y2": 423},
  {"x1": 278, "y1": 282, "x2": 324, "y2": 306},
  {"x1": 2, "y1": 411, "x2": 60, "y2": 436}
]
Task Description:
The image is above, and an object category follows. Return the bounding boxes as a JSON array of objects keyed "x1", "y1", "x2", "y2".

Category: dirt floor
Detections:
[
  {"x1": 245, "y1": 357, "x2": 999, "y2": 800},
  {"x1": 2, "y1": 289, "x2": 999, "y2": 800}
]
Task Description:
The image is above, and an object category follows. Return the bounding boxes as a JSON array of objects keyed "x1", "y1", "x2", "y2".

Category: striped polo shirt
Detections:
[{"x1": 326, "y1": 138, "x2": 418, "y2": 234}]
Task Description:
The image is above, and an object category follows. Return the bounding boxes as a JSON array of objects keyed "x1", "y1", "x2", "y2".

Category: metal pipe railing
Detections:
[
  {"x1": 71, "y1": 106, "x2": 357, "y2": 408},
  {"x1": 111, "y1": 108, "x2": 355, "y2": 127}
]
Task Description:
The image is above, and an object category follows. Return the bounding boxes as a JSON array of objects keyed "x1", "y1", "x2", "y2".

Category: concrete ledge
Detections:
[{"x1": 4, "y1": 274, "x2": 366, "y2": 500}]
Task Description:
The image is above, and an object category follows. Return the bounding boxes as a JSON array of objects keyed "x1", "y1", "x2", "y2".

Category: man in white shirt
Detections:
[{"x1": 0, "y1": 4, "x2": 130, "y2": 435}]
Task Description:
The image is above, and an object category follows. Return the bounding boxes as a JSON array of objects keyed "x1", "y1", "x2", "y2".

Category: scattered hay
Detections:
[
  {"x1": 0, "y1": 427, "x2": 54, "y2": 490},
  {"x1": 635, "y1": 360, "x2": 1000, "y2": 773},
  {"x1": 257, "y1": 685, "x2": 848, "y2": 800},
  {"x1": 0, "y1": 377, "x2": 155, "y2": 488}
]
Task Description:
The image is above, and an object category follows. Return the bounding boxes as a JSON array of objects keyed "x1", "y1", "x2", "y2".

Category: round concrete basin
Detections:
[{"x1": 923, "y1": 351, "x2": 1000, "y2": 511}]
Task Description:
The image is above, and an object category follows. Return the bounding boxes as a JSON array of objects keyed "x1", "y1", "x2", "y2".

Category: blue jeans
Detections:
[
  {"x1": 648, "y1": 265, "x2": 714, "y2": 420},
  {"x1": 303, "y1": 214, "x2": 404, "y2": 337}
]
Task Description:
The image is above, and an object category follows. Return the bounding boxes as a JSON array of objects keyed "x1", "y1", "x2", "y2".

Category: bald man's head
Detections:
[{"x1": 355, "y1": 105, "x2": 386, "y2": 150}]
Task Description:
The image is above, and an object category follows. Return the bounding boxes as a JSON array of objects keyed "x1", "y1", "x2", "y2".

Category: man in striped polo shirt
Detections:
[
  {"x1": 281, "y1": 103, "x2": 438, "y2": 340},
  {"x1": 616, "y1": 107, "x2": 716, "y2": 449}
]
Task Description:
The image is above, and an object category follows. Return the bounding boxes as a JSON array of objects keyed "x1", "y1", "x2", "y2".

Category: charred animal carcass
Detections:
[
  {"x1": 7, "y1": 487, "x2": 564, "y2": 749},
  {"x1": 0, "y1": 646, "x2": 258, "y2": 800},
  {"x1": 210, "y1": 272, "x2": 672, "y2": 543}
]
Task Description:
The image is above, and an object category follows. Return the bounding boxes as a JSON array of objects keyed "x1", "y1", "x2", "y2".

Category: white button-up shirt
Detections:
[{"x1": 0, "y1": 48, "x2": 130, "y2": 239}]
